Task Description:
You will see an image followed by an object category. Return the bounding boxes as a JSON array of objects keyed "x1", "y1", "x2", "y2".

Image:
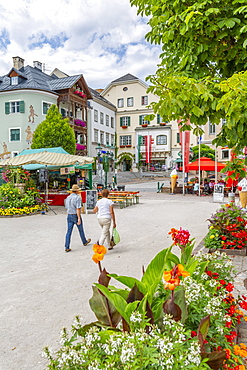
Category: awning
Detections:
[
  {"x1": 186, "y1": 157, "x2": 226, "y2": 171},
  {"x1": 0, "y1": 151, "x2": 94, "y2": 167}
]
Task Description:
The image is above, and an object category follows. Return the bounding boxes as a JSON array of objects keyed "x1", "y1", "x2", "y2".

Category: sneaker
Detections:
[
  {"x1": 84, "y1": 238, "x2": 91, "y2": 246},
  {"x1": 65, "y1": 248, "x2": 71, "y2": 252}
]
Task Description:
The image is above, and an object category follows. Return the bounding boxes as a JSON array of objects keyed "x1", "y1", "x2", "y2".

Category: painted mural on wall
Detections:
[
  {"x1": 28, "y1": 105, "x2": 38, "y2": 123},
  {"x1": 25, "y1": 125, "x2": 33, "y2": 147},
  {"x1": 0, "y1": 142, "x2": 11, "y2": 160}
]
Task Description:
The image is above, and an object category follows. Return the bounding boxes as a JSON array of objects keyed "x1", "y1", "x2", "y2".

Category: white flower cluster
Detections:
[
  {"x1": 130, "y1": 311, "x2": 142, "y2": 323},
  {"x1": 88, "y1": 360, "x2": 100, "y2": 370},
  {"x1": 85, "y1": 328, "x2": 101, "y2": 347},
  {"x1": 120, "y1": 340, "x2": 137, "y2": 363},
  {"x1": 184, "y1": 341, "x2": 201, "y2": 367},
  {"x1": 102, "y1": 336, "x2": 123, "y2": 355},
  {"x1": 181, "y1": 276, "x2": 210, "y2": 305},
  {"x1": 204, "y1": 294, "x2": 227, "y2": 316},
  {"x1": 155, "y1": 338, "x2": 173, "y2": 354},
  {"x1": 57, "y1": 349, "x2": 84, "y2": 367}
]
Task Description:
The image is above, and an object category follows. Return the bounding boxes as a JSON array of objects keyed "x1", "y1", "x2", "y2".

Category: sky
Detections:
[{"x1": 0, "y1": 0, "x2": 161, "y2": 89}]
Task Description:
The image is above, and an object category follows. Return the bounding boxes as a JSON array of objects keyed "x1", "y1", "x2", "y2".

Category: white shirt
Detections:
[
  {"x1": 96, "y1": 197, "x2": 114, "y2": 219},
  {"x1": 238, "y1": 178, "x2": 247, "y2": 192}
]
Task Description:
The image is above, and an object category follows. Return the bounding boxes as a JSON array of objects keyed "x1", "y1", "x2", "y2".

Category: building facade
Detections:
[{"x1": 0, "y1": 57, "x2": 92, "y2": 160}]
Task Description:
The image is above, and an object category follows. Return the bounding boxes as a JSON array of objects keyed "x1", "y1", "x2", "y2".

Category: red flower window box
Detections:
[
  {"x1": 121, "y1": 125, "x2": 128, "y2": 129},
  {"x1": 142, "y1": 124, "x2": 148, "y2": 127},
  {"x1": 126, "y1": 145, "x2": 131, "y2": 147},
  {"x1": 120, "y1": 145, "x2": 125, "y2": 148}
]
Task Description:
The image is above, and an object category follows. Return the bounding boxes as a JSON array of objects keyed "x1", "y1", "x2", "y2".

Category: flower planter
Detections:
[
  {"x1": 209, "y1": 247, "x2": 247, "y2": 256},
  {"x1": 159, "y1": 123, "x2": 167, "y2": 126},
  {"x1": 142, "y1": 124, "x2": 148, "y2": 127},
  {"x1": 121, "y1": 126, "x2": 127, "y2": 129}
]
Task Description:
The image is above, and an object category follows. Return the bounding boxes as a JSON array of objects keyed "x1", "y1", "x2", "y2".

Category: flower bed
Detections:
[
  {"x1": 0, "y1": 167, "x2": 47, "y2": 216},
  {"x1": 43, "y1": 229, "x2": 247, "y2": 370},
  {"x1": 204, "y1": 204, "x2": 247, "y2": 254}
]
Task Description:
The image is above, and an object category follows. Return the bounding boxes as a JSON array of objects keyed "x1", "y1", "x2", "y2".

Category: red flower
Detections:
[
  {"x1": 191, "y1": 331, "x2": 197, "y2": 337},
  {"x1": 225, "y1": 283, "x2": 234, "y2": 292}
]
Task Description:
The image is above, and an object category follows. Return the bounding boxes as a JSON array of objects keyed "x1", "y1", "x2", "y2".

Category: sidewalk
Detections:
[{"x1": 0, "y1": 181, "x2": 246, "y2": 370}]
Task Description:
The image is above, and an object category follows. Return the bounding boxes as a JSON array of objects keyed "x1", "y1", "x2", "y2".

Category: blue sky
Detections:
[{"x1": 0, "y1": 0, "x2": 161, "y2": 89}]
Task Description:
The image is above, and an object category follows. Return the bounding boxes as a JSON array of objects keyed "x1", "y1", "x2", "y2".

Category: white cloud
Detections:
[{"x1": 0, "y1": 0, "x2": 161, "y2": 88}]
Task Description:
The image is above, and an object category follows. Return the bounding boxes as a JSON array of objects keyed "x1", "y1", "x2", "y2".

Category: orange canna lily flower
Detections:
[
  {"x1": 92, "y1": 243, "x2": 107, "y2": 255},
  {"x1": 92, "y1": 243, "x2": 107, "y2": 264},
  {"x1": 163, "y1": 264, "x2": 189, "y2": 291},
  {"x1": 177, "y1": 264, "x2": 190, "y2": 278},
  {"x1": 163, "y1": 271, "x2": 172, "y2": 282}
]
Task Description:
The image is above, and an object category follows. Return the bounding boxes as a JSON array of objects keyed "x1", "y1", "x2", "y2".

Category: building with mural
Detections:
[{"x1": 0, "y1": 56, "x2": 92, "y2": 159}]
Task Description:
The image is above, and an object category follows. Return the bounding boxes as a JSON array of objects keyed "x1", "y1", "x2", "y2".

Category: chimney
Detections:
[
  {"x1": 33, "y1": 61, "x2": 43, "y2": 71},
  {"x1": 12, "y1": 56, "x2": 24, "y2": 70}
]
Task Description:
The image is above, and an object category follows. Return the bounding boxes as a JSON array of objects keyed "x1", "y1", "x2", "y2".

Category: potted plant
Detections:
[{"x1": 204, "y1": 203, "x2": 247, "y2": 255}]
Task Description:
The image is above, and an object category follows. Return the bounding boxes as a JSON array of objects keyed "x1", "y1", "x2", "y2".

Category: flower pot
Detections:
[
  {"x1": 142, "y1": 124, "x2": 148, "y2": 127},
  {"x1": 209, "y1": 247, "x2": 247, "y2": 256},
  {"x1": 121, "y1": 126, "x2": 127, "y2": 129},
  {"x1": 14, "y1": 183, "x2": 25, "y2": 192},
  {"x1": 159, "y1": 123, "x2": 166, "y2": 126}
]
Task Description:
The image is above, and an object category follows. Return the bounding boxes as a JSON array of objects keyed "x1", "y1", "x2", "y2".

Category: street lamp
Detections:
[
  {"x1": 95, "y1": 143, "x2": 103, "y2": 185},
  {"x1": 103, "y1": 150, "x2": 114, "y2": 188},
  {"x1": 95, "y1": 143, "x2": 115, "y2": 189}
]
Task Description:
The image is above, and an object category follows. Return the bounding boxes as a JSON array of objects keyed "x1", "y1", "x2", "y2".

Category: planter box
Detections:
[{"x1": 209, "y1": 247, "x2": 247, "y2": 256}]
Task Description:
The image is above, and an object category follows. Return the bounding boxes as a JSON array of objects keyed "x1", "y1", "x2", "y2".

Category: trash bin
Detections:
[
  {"x1": 97, "y1": 184, "x2": 104, "y2": 192},
  {"x1": 117, "y1": 185, "x2": 125, "y2": 191}
]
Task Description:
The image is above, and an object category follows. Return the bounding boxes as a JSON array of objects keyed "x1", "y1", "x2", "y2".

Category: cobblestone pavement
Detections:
[{"x1": 0, "y1": 179, "x2": 246, "y2": 369}]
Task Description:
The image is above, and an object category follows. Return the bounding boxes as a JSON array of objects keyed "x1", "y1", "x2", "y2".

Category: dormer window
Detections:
[{"x1": 11, "y1": 76, "x2": 18, "y2": 85}]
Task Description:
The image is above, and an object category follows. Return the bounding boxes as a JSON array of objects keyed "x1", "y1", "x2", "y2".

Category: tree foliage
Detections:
[
  {"x1": 191, "y1": 144, "x2": 215, "y2": 161},
  {"x1": 130, "y1": 0, "x2": 247, "y2": 152},
  {"x1": 31, "y1": 105, "x2": 76, "y2": 154}
]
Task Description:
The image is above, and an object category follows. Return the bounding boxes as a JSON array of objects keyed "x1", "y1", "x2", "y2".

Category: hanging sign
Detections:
[{"x1": 60, "y1": 167, "x2": 75, "y2": 175}]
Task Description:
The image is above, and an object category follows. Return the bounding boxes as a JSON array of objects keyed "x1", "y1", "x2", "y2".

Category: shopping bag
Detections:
[{"x1": 113, "y1": 227, "x2": 120, "y2": 245}]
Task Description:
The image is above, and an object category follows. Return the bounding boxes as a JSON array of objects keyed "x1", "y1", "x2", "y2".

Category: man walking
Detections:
[{"x1": 64, "y1": 184, "x2": 91, "y2": 252}]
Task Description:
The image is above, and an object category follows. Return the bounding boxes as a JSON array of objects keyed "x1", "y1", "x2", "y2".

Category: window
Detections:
[
  {"x1": 100, "y1": 131, "x2": 104, "y2": 145},
  {"x1": 120, "y1": 116, "x2": 130, "y2": 127},
  {"x1": 111, "y1": 134, "x2": 114, "y2": 146},
  {"x1": 141, "y1": 96, "x2": 148, "y2": 105},
  {"x1": 106, "y1": 133, "x2": 110, "y2": 145},
  {"x1": 157, "y1": 135, "x2": 167, "y2": 145},
  {"x1": 100, "y1": 112, "x2": 104, "y2": 124},
  {"x1": 222, "y1": 118, "x2": 227, "y2": 125},
  {"x1": 106, "y1": 115, "x2": 109, "y2": 126},
  {"x1": 139, "y1": 115, "x2": 149, "y2": 125},
  {"x1": 11, "y1": 76, "x2": 18, "y2": 85},
  {"x1": 94, "y1": 109, "x2": 98, "y2": 122},
  {"x1": 157, "y1": 114, "x2": 167, "y2": 124},
  {"x1": 127, "y1": 97, "x2": 134, "y2": 107},
  {"x1": 209, "y1": 121, "x2": 216, "y2": 134},
  {"x1": 94, "y1": 129, "x2": 98, "y2": 143},
  {"x1": 138, "y1": 136, "x2": 146, "y2": 145},
  {"x1": 43, "y1": 102, "x2": 52, "y2": 115},
  {"x1": 5, "y1": 101, "x2": 25, "y2": 114},
  {"x1": 120, "y1": 135, "x2": 132, "y2": 146},
  {"x1": 61, "y1": 108, "x2": 68, "y2": 117},
  {"x1": 111, "y1": 117, "x2": 114, "y2": 128},
  {"x1": 123, "y1": 87, "x2": 128, "y2": 91},
  {"x1": 177, "y1": 133, "x2": 180, "y2": 144},
  {"x1": 118, "y1": 98, "x2": 124, "y2": 108},
  {"x1": 9, "y1": 128, "x2": 21, "y2": 142},
  {"x1": 222, "y1": 149, "x2": 229, "y2": 159}
]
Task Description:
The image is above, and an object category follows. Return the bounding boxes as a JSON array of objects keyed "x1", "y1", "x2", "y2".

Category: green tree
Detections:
[
  {"x1": 31, "y1": 105, "x2": 76, "y2": 154},
  {"x1": 191, "y1": 144, "x2": 215, "y2": 161},
  {"x1": 130, "y1": 0, "x2": 247, "y2": 153}
]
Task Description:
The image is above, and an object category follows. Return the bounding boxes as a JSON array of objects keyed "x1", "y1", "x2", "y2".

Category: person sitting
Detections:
[
  {"x1": 202, "y1": 181, "x2": 210, "y2": 195},
  {"x1": 193, "y1": 179, "x2": 199, "y2": 195}
]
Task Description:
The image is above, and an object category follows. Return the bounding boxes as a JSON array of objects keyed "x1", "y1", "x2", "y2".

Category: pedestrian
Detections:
[
  {"x1": 193, "y1": 179, "x2": 199, "y2": 195},
  {"x1": 64, "y1": 184, "x2": 91, "y2": 252},
  {"x1": 93, "y1": 189, "x2": 116, "y2": 250},
  {"x1": 237, "y1": 174, "x2": 247, "y2": 209}
]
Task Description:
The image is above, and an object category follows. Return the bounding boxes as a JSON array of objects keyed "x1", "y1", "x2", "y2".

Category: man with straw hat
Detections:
[{"x1": 64, "y1": 184, "x2": 91, "y2": 252}]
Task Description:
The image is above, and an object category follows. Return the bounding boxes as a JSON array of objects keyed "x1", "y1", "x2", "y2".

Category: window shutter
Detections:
[
  {"x1": 128, "y1": 117, "x2": 130, "y2": 126},
  {"x1": 61, "y1": 108, "x2": 65, "y2": 117},
  {"x1": 19, "y1": 101, "x2": 25, "y2": 113},
  {"x1": 157, "y1": 114, "x2": 160, "y2": 123},
  {"x1": 5, "y1": 102, "x2": 10, "y2": 114},
  {"x1": 120, "y1": 117, "x2": 123, "y2": 126},
  {"x1": 139, "y1": 115, "x2": 142, "y2": 125}
]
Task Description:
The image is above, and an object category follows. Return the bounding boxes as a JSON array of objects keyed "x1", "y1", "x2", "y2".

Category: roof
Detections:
[
  {"x1": 89, "y1": 87, "x2": 116, "y2": 109},
  {"x1": 49, "y1": 75, "x2": 83, "y2": 90},
  {"x1": 111, "y1": 73, "x2": 138, "y2": 83},
  {"x1": 0, "y1": 65, "x2": 90, "y2": 96}
]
